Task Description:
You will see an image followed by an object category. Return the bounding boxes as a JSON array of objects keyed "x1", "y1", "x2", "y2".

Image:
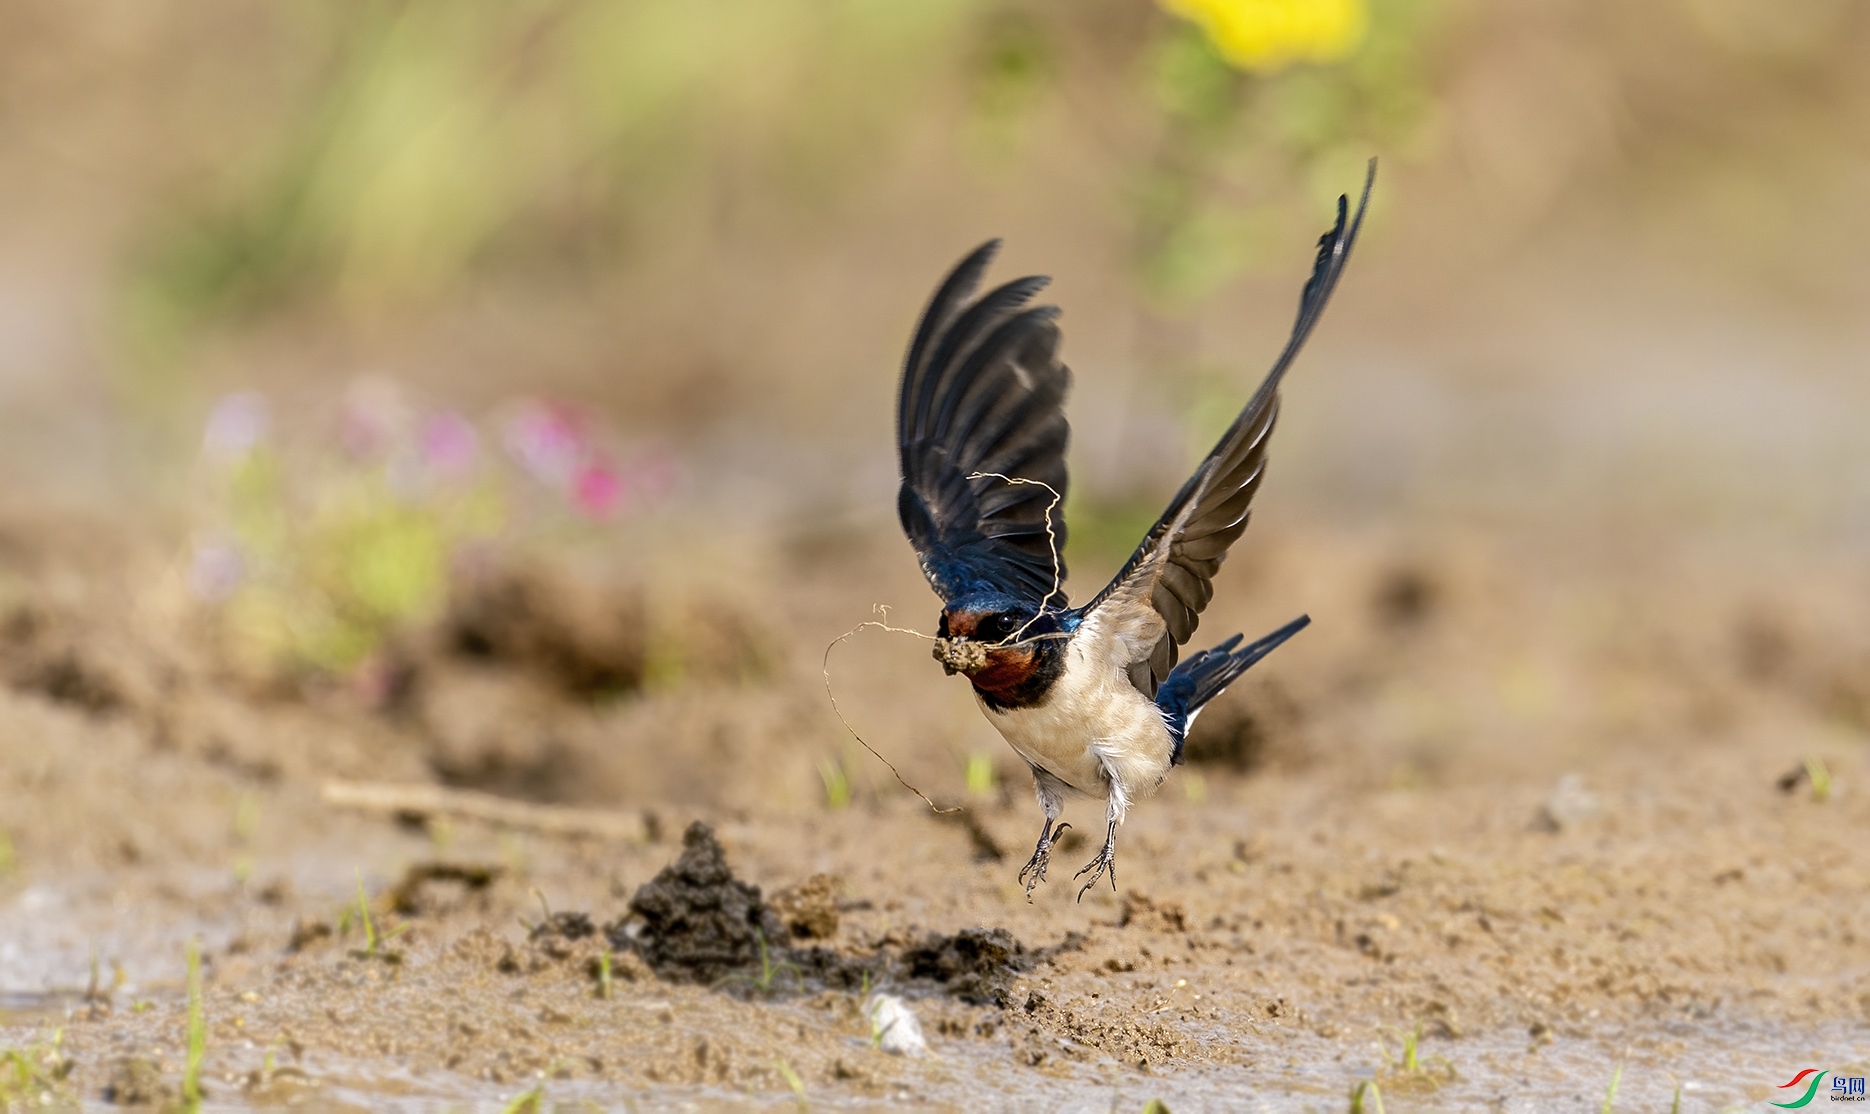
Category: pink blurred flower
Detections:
[
  {"x1": 422, "y1": 411, "x2": 479, "y2": 482},
  {"x1": 503, "y1": 401, "x2": 587, "y2": 489},
  {"x1": 572, "y1": 460, "x2": 626, "y2": 518},
  {"x1": 202, "y1": 392, "x2": 270, "y2": 463},
  {"x1": 338, "y1": 378, "x2": 412, "y2": 460}
]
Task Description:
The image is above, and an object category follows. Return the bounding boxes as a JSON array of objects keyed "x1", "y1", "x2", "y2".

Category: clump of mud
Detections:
[
  {"x1": 1118, "y1": 891, "x2": 1188, "y2": 933},
  {"x1": 902, "y1": 927, "x2": 1031, "y2": 1006},
  {"x1": 614, "y1": 821, "x2": 786, "y2": 984},
  {"x1": 770, "y1": 873, "x2": 841, "y2": 940},
  {"x1": 102, "y1": 1058, "x2": 174, "y2": 1107},
  {"x1": 605, "y1": 823, "x2": 1057, "y2": 1004},
  {"x1": 388, "y1": 861, "x2": 503, "y2": 916}
]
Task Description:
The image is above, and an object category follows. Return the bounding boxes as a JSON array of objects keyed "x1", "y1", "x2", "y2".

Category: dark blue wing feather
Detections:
[
  {"x1": 1082, "y1": 160, "x2": 1375, "y2": 696},
  {"x1": 898, "y1": 241, "x2": 1070, "y2": 607}
]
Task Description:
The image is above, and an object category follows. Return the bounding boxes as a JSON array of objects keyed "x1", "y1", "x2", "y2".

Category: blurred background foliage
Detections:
[
  {"x1": 0, "y1": 0, "x2": 1863, "y2": 799},
  {"x1": 123, "y1": 0, "x2": 980, "y2": 363},
  {"x1": 121, "y1": 0, "x2": 1436, "y2": 360},
  {"x1": 4, "y1": 0, "x2": 1870, "y2": 545}
]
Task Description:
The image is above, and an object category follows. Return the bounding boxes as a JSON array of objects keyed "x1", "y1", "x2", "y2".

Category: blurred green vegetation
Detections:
[
  {"x1": 120, "y1": 0, "x2": 1442, "y2": 373},
  {"x1": 125, "y1": 0, "x2": 982, "y2": 364},
  {"x1": 1136, "y1": 0, "x2": 1439, "y2": 305},
  {"x1": 1063, "y1": 493, "x2": 1167, "y2": 574},
  {"x1": 214, "y1": 446, "x2": 502, "y2": 676}
]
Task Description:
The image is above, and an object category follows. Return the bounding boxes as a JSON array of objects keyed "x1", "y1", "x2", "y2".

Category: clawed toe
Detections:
[
  {"x1": 1018, "y1": 822, "x2": 1070, "y2": 900},
  {"x1": 1073, "y1": 846, "x2": 1117, "y2": 902}
]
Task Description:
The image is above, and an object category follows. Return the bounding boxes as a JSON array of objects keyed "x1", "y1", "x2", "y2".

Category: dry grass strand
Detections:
[{"x1": 819, "y1": 475, "x2": 1068, "y2": 814}]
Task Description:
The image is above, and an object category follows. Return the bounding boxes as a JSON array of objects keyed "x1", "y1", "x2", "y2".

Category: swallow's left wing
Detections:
[
  {"x1": 897, "y1": 240, "x2": 1072, "y2": 607},
  {"x1": 1080, "y1": 160, "x2": 1375, "y2": 695}
]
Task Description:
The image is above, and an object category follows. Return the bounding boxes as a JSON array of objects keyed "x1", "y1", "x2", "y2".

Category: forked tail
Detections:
[{"x1": 1156, "y1": 615, "x2": 1311, "y2": 765}]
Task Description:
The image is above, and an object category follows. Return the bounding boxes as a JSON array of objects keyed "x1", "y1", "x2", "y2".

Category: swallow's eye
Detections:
[{"x1": 985, "y1": 613, "x2": 1020, "y2": 639}]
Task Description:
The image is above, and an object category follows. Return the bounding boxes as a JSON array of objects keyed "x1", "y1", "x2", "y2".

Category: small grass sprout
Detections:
[
  {"x1": 1143, "y1": 1100, "x2": 1173, "y2": 1114},
  {"x1": 231, "y1": 791, "x2": 260, "y2": 885},
  {"x1": 965, "y1": 752, "x2": 996, "y2": 797},
  {"x1": 245, "y1": 1040, "x2": 313, "y2": 1096},
  {"x1": 501, "y1": 1081, "x2": 545, "y2": 1113},
  {"x1": 84, "y1": 950, "x2": 125, "y2": 1008},
  {"x1": 182, "y1": 941, "x2": 206, "y2": 1110},
  {"x1": 0, "y1": 1029, "x2": 74, "y2": 1105},
  {"x1": 818, "y1": 756, "x2": 853, "y2": 810},
  {"x1": 1805, "y1": 756, "x2": 1833, "y2": 803},
  {"x1": 1348, "y1": 1079, "x2": 1385, "y2": 1114},
  {"x1": 1600, "y1": 1063, "x2": 1623, "y2": 1113},
  {"x1": 716, "y1": 929, "x2": 803, "y2": 995},
  {"x1": 596, "y1": 952, "x2": 613, "y2": 1000},
  {"x1": 347, "y1": 869, "x2": 409, "y2": 963},
  {"x1": 775, "y1": 1058, "x2": 808, "y2": 1112},
  {"x1": 1374, "y1": 1020, "x2": 1456, "y2": 1091}
]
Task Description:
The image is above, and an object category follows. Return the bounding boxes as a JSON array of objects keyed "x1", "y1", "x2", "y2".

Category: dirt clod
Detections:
[
  {"x1": 903, "y1": 926, "x2": 1029, "y2": 1005},
  {"x1": 287, "y1": 916, "x2": 334, "y2": 952},
  {"x1": 1119, "y1": 891, "x2": 1187, "y2": 933},
  {"x1": 102, "y1": 1058, "x2": 175, "y2": 1107},
  {"x1": 11, "y1": 647, "x2": 126, "y2": 714},
  {"x1": 449, "y1": 927, "x2": 515, "y2": 970},
  {"x1": 530, "y1": 910, "x2": 597, "y2": 941},
  {"x1": 770, "y1": 873, "x2": 841, "y2": 940},
  {"x1": 389, "y1": 861, "x2": 502, "y2": 916},
  {"x1": 619, "y1": 821, "x2": 785, "y2": 983}
]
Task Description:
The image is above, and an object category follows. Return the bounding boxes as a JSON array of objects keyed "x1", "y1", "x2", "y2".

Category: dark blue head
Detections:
[{"x1": 935, "y1": 593, "x2": 1071, "y2": 709}]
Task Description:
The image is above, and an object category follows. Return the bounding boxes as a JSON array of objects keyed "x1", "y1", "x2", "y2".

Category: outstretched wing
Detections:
[
  {"x1": 897, "y1": 240, "x2": 1072, "y2": 607},
  {"x1": 1081, "y1": 159, "x2": 1376, "y2": 695}
]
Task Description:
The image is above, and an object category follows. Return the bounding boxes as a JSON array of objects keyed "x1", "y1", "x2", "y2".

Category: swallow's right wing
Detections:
[
  {"x1": 1080, "y1": 160, "x2": 1375, "y2": 696},
  {"x1": 897, "y1": 240, "x2": 1072, "y2": 608}
]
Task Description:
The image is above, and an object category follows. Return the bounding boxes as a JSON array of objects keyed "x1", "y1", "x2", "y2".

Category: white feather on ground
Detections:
[{"x1": 864, "y1": 994, "x2": 928, "y2": 1056}]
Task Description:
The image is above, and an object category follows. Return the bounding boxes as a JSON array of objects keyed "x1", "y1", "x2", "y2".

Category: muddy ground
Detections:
[{"x1": 0, "y1": 504, "x2": 1866, "y2": 1112}]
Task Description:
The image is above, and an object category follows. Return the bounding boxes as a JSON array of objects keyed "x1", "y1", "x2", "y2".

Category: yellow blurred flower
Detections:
[{"x1": 1159, "y1": 0, "x2": 1368, "y2": 72}]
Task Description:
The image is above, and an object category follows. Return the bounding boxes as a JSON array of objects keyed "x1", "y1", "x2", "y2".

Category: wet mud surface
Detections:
[{"x1": 0, "y1": 512, "x2": 1866, "y2": 1110}]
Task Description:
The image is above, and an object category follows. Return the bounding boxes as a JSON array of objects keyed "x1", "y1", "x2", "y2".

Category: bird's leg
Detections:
[
  {"x1": 1074, "y1": 775, "x2": 1129, "y2": 901},
  {"x1": 1017, "y1": 766, "x2": 1069, "y2": 901},
  {"x1": 1018, "y1": 817, "x2": 1070, "y2": 899}
]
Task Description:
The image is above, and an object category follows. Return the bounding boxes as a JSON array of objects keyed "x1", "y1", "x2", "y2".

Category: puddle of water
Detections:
[
  {"x1": 0, "y1": 989, "x2": 83, "y2": 1025},
  {"x1": 2, "y1": 869, "x2": 1863, "y2": 1111},
  {"x1": 36, "y1": 1010, "x2": 1849, "y2": 1113}
]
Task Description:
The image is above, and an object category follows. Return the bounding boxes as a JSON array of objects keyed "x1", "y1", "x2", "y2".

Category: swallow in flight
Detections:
[{"x1": 895, "y1": 161, "x2": 1374, "y2": 900}]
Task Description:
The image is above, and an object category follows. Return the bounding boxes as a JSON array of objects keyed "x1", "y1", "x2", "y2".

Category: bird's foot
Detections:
[
  {"x1": 1017, "y1": 821, "x2": 1070, "y2": 901},
  {"x1": 1074, "y1": 832, "x2": 1118, "y2": 902}
]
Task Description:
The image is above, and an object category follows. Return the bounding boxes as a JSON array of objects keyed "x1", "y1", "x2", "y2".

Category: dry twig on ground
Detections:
[{"x1": 320, "y1": 779, "x2": 645, "y2": 841}]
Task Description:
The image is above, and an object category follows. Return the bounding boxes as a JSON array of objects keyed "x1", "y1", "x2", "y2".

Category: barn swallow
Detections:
[{"x1": 896, "y1": 160, "x2": 1374, "y2": 900}]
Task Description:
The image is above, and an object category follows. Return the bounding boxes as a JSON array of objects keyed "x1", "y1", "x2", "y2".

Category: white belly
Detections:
[{"x1": 979, "y1": 637, "x2": 1174, "y2": 798}]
